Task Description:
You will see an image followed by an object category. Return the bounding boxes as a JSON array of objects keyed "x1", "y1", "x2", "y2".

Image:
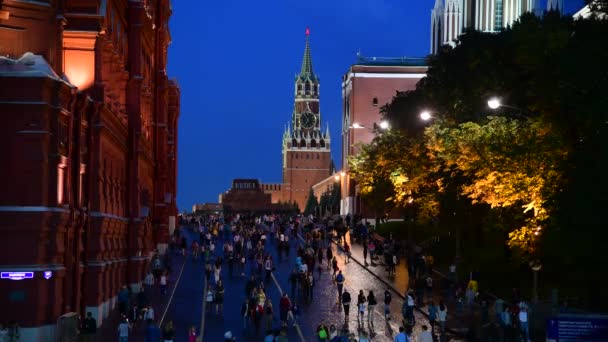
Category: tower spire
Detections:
[{"x1": 299, "y1": 27, "x2": 315, "y2": 79}]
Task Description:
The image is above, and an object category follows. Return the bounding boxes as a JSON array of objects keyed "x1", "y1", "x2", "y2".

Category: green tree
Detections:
[{"x1": 303, "y1": 188, "x2": 318, "y2": 216}]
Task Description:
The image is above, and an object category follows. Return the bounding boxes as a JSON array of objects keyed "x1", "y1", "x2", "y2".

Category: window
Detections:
[
  {"x1": 372, "y1": 97, "x2": 378, "y2": 106},
  {"x1": 300, "y1": 140, "x2": 306, "y2": 148},
  {"x1": 310, "y1": 139, "x2": 316, "y2": 148}
]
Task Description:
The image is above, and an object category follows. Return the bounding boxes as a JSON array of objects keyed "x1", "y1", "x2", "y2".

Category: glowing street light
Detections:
[
  {"x1": 487, "y1": 97, "x2": 501, "y2": 109},
  {"x1": 420, "y1": 111, "x2": 432, "y2": 121},
  {"x1": 379, "y1": 120, "x2": 390, "y2": 130},
  {"x1": 340, "y1": 171, "x2": 346, "y2": 177},
  {"x1": 350, "y1": 123, "x2": 364, "y2": 129},
  {"x1": 334, "y1": 175, "x2": 340, "y2": 181}
]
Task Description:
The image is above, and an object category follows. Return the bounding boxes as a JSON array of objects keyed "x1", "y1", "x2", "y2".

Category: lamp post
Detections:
[
  {"x1": 530, "y1": 260, "x2": 542, "y2": 304},
  {"x1": 487, "y1": 97, "x2": 533, "y2": 119}
]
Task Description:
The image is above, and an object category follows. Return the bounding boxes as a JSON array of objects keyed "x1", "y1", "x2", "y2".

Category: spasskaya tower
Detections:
[{"x1": 281, "y1": 28, "x2": 332, "y2": 211}]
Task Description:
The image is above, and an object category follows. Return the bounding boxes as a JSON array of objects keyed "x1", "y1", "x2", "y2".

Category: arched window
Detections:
[
  {"x1": 310, "y1": 139, "x2": 317, "y2": 148},
  {"x1": 372, "y1": 97, "x2": 378, "y2": 106},
  {"x1": 292, "y1": 139, "x2": 298, "y2": 147},
  {"x1": 300, "y1": 139, "x2": 306, "y2": 148},
  {"x1": 319, "y1": 139, "x2": 325, "y2": 148},
  {"x1": 305, "y1": 82, "x2": 311, "y2": 94}
]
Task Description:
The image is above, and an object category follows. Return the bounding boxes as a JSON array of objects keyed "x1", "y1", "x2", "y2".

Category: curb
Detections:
[{"x1": 328, "y1": 237, "x2": 465, "y2": 337}]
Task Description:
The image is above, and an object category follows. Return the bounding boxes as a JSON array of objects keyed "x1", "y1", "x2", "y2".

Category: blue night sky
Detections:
[{"x1": 168, "y1": 0, "x2": 584, "y2": 211}]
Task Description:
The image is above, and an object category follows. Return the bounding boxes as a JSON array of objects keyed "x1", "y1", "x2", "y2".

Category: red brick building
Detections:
[
  {"x1": 220, "y1": 179, "x2": 292, "y2": 213},
  {"x1": 340, "y1": 56, "x2": 427, "y2": 218},
  {"x1": 0, "y1": 0, "x2": 179, "y2": 339}
]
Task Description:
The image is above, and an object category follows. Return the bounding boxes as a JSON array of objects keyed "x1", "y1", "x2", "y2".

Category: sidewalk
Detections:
[
  {"x1": 95, "y1": 229, "x2": 190, "y2": 341},
  {"x1": 332, "y1": 232, "x2": 471, "y2": 336}
]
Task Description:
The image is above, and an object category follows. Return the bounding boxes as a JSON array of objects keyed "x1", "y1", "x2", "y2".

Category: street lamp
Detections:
[
  {"x1": 340, "y1": 171, "x2": 346, "y2": 177},
  {"x1": 420, "y1": 111, "x2": 432, "y2": 121},
  {"x1": 487, "y1": 97, "x2": 533, "y2": 119},
  {"x1": 379, "y1": 120, "x2": 390, "y2": 130},
  {"x1": 530, "y1": 259, "x2": 543, "y2": 304},
  {"x1": 350, "y1": 123, "x2": 364, "y2": 129},
  {"x1": 487, "y1": 97, "x2": 501, "y2": 109},
  {"x1": 334, "y1": 174, "x2": 340, "y2": 181}
]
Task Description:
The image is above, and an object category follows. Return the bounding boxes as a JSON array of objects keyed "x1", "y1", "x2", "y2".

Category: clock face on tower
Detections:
[{"x1": 300, "y1": 112, "x2": 316, "y2": 129}]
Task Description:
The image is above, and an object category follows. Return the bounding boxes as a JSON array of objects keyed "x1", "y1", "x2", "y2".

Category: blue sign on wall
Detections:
[
  {"x1": 547, "y1": 315, "x2": 608, "y2": 341},
  {"x1": 1, "y1": 272, "x2": 34, "y2": 280}
]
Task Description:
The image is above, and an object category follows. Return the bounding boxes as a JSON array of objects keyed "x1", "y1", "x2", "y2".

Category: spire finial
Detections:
[{"x1": 299, "y1": 27, "x2": 315, "y2": 79}]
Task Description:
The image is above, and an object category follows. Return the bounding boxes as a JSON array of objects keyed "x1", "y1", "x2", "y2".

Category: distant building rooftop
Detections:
[{"x1": 355, "y1": 54, "x2": 427, "y2": 67}]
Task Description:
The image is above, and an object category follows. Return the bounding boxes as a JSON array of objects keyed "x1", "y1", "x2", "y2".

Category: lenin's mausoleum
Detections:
[{"x1": 0, "y1": 0, "x2": 180, "y2": 339}]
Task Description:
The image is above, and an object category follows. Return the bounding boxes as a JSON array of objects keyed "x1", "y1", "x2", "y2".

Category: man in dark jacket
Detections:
[
  {"x1": 81, "y1": 312, "x2": 96, "y2": 342},
  {"x1": 341, "y1": 289, "x2": 351, "y2": 320}
]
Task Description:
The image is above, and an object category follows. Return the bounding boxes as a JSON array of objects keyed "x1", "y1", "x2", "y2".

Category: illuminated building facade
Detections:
[
  {"x1": 340, "y1": 56, "x2": 427, "y2": 217},
  {"x1": 430, "y1": 0, "x2": 565, "y2": 54},
  {"x1": 0, "y1": 0, "x2": 179, "y2": 339}
]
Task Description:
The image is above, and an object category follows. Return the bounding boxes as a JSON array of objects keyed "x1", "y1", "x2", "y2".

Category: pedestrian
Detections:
[
  {"x1": 363, "y1": 240, "x2": 368, "y2": 263},
  {"x1": 494, "y1": 298, "x2": 505, "y2": 322},
  {"x1": 213, "y1": 262, "x2": 222, "y2": 284},
  {"x1": 519, "y1": 307, "x2": 530, "y2": 341},
  {"x1": 291, "y1": 303, "x2": 300, "y2": 326},
  {"x1": 264, "y1": 299, "x2": 274, "y2": 331},
  {"x1": 394, "y1": 326, "x2": 408, "y2": 342},
  {"x1": 144, "y1": 319, "x2": 161, "y2": 342},
  {"x1": 428, "y1": 301, "x2": 437, "y2": 334},
  {"x1": 215, "y1": 280, "x2": 225, "y2": 315},
  {"x1": 342, "y1": 289, "x2": 351, "y2": 319},
  {"x1": 405, "y1": 290, "x2": 416, "y2": 325},
  {"x1": 357, "y1": 290, "x2": 367, "y2": 322},
  {"x1": 343, "y1": 242, "x2": 351, "y2": 264},
  {"x1": 162, "y1": 321, "x2": 175, "y2": 342},
  {"x1": 419, "y1": 325, "x2": 433, "y2": 342},
  {"x1": 425, "y1": 274, "x2": 434, "y2": 303},
  {"x1": 367, "y1": 290, "x2": 377, "y2": 325},
  {"x1": 143, "y1": 305, "x2": 155, "y2": 321},
  {"x1": 331, "y1": 257, "x2": 339, "y2": 280},
  {"x1": 81, "y1": 312, "x2": 96, "y2": 342},
  {"x1": 288, "y1": 269, "x2": 298, "y2": 299},
  {"x1": 308, "y1": 271, "x2": 315, "y2": 301},
  {"x1": 326, "y1": 246, "x2": 333, "y2": 267},
  {"x1": 279, "y1": 293, "x2": 291, "y2": 327},
  {"x1": 160, "y1": 271, "x2": 168, "y2": 295},
  {"x1": 438, "y1": 301, "x2": 447, "y2": 332},
  {"x1": 187, "y1": 326, "x2": 197, "y2": 342},
  {"x1": 329, "y1": 324, "x2": 338, "y2": 340},
  {"x1": 0, "y1": 324, "x2": 8, "y2": 342},
  {"x1": 368, "y1": 240, "x2": 376, "y2": 263},
  {"x1": 117, "y1": 317, "x2": 130, "y2": 342},
  {"x1": 241, "y1": 299, "x2": 250, "y2": 329},
  {"x1": 205, "y1": 285, "x2": 214, "y2": 313},
  {"x1": 317, "y1": 322, "x2": 329, "y2": 341},
  {"x1": 384, "y1": 289, "x2": 392, "y2": 321},
  {"x1": 336, "y1": 270, "x2": 345, "y2": 303}
]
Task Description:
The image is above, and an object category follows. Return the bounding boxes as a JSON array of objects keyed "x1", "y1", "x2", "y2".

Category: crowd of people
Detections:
[{"x1": 82, "y1": 211, "x2": 538, "y2": 341}]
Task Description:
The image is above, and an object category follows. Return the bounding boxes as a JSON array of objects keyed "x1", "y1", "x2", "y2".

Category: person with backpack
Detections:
[
  {"x1": 336, "y1": 270, "x2": 345, "y2": 303},
  {"x1": 384, "y1": 289, "x2": 392, "y2": 321}
]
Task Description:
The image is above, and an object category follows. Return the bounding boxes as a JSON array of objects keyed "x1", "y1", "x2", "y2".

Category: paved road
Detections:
[{"x1": 159, "y1": 226, "x2": 464, "y2": 341}]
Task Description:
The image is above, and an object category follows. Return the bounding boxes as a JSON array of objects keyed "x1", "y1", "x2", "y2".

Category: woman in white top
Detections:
[{"x1": 437, "y1": 301, "x2": 448, "y2": 331}]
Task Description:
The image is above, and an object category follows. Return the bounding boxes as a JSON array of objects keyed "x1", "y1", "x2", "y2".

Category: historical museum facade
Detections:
[
  {"x1": 340, "y1": 57, "x2": 427, "y2": 217},
  {"x1": 0, "y1": 0, "x2": 179, "y2": 339}
]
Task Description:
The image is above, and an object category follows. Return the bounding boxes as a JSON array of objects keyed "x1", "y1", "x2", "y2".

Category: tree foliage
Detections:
[
  {"x1": 352, "y1": 12, "x2": 608, "y2": 273},
  {"x1": 303, "y1": 188, "x2": 318, "y2": 216}
]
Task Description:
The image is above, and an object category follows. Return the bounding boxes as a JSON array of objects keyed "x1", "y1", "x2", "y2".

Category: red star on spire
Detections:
[{"x1": 305, "y1": 27, "x2": 310, "y2": 36}]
